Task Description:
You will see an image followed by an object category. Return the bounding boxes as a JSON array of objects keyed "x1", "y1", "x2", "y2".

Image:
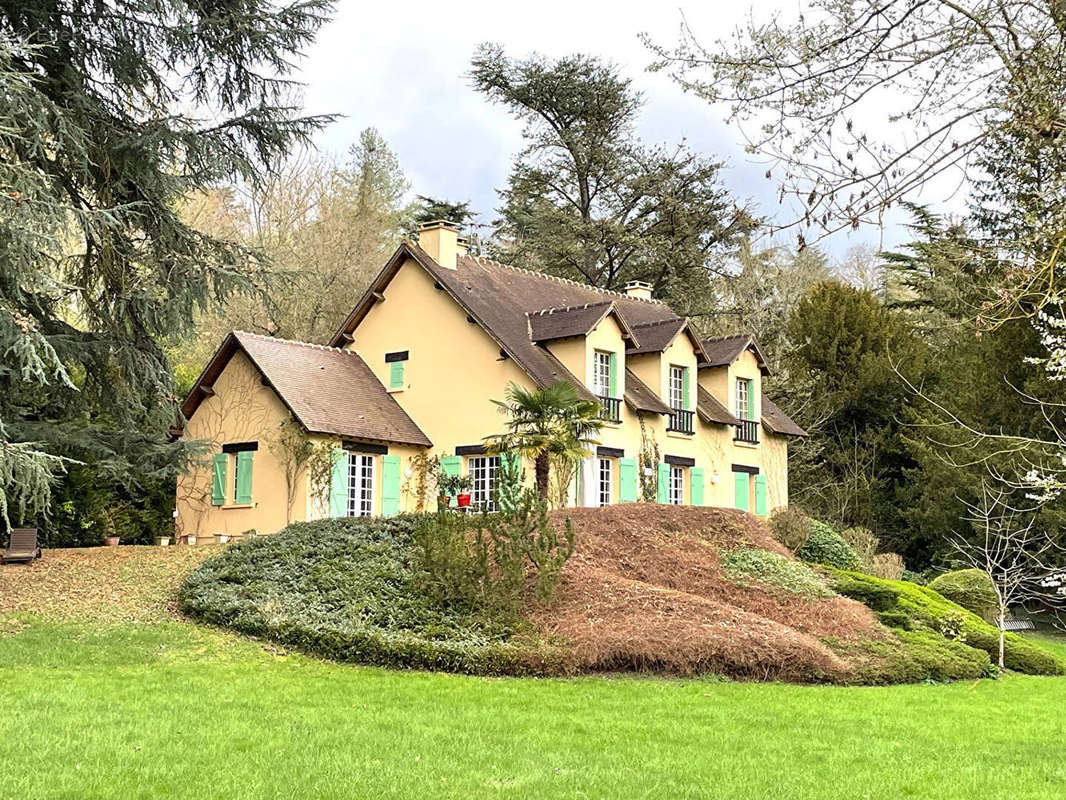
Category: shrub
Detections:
[
  {"x1": 876, "y1": 610, "x2": 913, "y2": 630},
  {"x1": 767, "y1": 506, "x2": 813, "y2": 552},
  {"x1": 797, "y1": 522, "x2": 862, "y2": 570},
  {"x1": 840, "y1": 527, "x2": 878, "y2": 569},
  {"x1": 928, "y1": 569, "x2": 999, "y2": 624},
  {"x1": 179, "y1": 515, "x2": 569, "y2": 676},
  {"x1": 720, "y1": 548, "x2": 834, "y2": 598},
  {"x1": 902, "y1": 569, "x2": 928, "y2": 585},
  {"x1": 825, "y1": 629, "x2": 990, "y2": 684},
  {"x1": 825, "y1": 569, "x2": 1065, "y2": 676},
  {"x1": 869, "y1": 553, "x2": 905, "y2": 580}
]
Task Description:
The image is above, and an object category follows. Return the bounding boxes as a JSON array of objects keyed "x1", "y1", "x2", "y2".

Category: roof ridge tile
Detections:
[
  {"x1": 234, "y1": 330, "x2": 357, "y2": 356},
  {"x1": 466, "y1": 255, "x2": 665, "y2": 305}
]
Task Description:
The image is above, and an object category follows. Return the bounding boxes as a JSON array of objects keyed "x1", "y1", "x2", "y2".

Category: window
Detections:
[
  {"x1": 386, "y1": 351, "x2": 408, "y2": 390},
  {"x1": 593, "y1": 351, "x2": 612, "y2": 397},
  {"x1": 597, "y1": 458, "x2": 613, "y2": 507},
  {"x1": 232, "y1": 453, "x2": 241, "y2": 501},
  {"x1": 469, "y1": 456, "x2": 500, "y2": 509},
  {"x1": 736, "y1": 378, "x2": 751, "y2": 419},
  {"x1": 347, "y1": 454, "x2": 375, "y2": 517},
  {"x1": 669, "y1": 365, "x2": 685, "y2": 410},
  {"x1": 669, "y1": 465, "x2": 684, "y2": 505}
]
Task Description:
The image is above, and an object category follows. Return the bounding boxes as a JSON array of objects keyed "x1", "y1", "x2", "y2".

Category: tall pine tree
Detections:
[{"x1": 0, "y1": 2, "x2": 334, "y2": 540}]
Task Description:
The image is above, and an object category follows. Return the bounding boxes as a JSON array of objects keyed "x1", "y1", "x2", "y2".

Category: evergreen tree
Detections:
[
  {"x1": 0, "y1": 2, "x2": 333, "y2": 538},
  {"x1": 470, "y1": 43, "x2": 753, "y2": 314}
]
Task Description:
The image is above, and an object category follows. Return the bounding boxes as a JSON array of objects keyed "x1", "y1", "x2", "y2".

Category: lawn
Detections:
[{"x1": 2, "y1": 614, "x2": 1065, "y2": 800}]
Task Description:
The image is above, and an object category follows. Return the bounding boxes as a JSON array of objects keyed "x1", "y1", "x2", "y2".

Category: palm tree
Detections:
[{"x1": 484, "y1": 381, "x2": 603, "y2": 501}]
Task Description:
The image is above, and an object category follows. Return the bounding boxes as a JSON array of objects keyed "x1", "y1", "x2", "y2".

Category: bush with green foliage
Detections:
[
  {"x1": 179, "y1": 515, "x2": 568, "y2": 676},
  {"x1": 721, "y1": 548, "x2": 833, "y2": 597},
  {"x1": 825, "y1": 569, "x2": 1064, "y2": 675},
  {"x1": 414, "y1": 488, "x2": 574, "y2": 616},
  {"x1": 825, "y1": 629, "x2": 991, "y2": 684},
  {"x1": 928, "y1": 569, "x2": 1000, "y2": 624},
  {"x1": 797, "y1": 522, "x2": 862, "y2": 570},
  {"x1": 768, "y1": 506, "x2": 813, "y2": 552}
]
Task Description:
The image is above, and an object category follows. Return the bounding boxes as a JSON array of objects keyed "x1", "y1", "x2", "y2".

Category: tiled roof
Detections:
[
  {"x1": 626, "y1": 318, "x2": 688, "y2": 355},
  {"x1": 331, "y1": 243, "x2": 683, "y2": 400},
  {"x1": 700, "y1": 334, "x2": 770, "y2": 374},
  {"x1": 182, "y1": 331, "x2": 432, "y2": 447},
  {"x1": 527, "y1": 301, "x2": 638, "y2": 345},
  {"x1": 624, "y1": 368, "x2": 671, "y2": 414},
  {"x1": 697, "y1": 385, "x2": 740, "y2": 426},
  {"x1": 761, "y1": 397, "x2": 807, "y2": 437}
]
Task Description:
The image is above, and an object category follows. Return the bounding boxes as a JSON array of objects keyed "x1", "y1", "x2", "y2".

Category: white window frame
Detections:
[
  {"x1": 669, "y1": 365, "x2": 685, "y2": 410},
  {"x1": 593, "y1": 351, "x2": 612, "y2": 397},
  {"x1": 597, "y1": 458, "x2": 613, "y2": 507},
  {"x1": 669, "y1": 465, "x2": 684, "y2": 505},
  {"x1": 347, "y1": 453, "x2": 375, "y2": 517},
  {"x1": 736, "y1": 378, "x2": 750, "y2": 420},
  {"x1": 469, "y1": 455, "x2": 500, "y2": 510}
]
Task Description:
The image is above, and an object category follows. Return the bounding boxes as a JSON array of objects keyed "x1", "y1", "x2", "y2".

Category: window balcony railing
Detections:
[
  {"x1": 667, "y1": 408, "x2": 694, "y2": 434},
  {"x1": 597, "y1": 395, "x2": 622, "y2": 424},
  {"x1": 734, "y1": 419, "x2": 759, "y2": 443}
]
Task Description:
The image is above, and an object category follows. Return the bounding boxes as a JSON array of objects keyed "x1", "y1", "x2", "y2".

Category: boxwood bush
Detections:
[
  {"x1": 796, "y1": 522, "x2": 862, "y2": 570},
  {"x1": 928, "y1": 569, "x2": 999, "y2": 623},
  {"x1": 825, "y1": 569, "x2": 1064, "y2": 676},
  {"x1": 179, "y1": 516, "x2": 568, "y2": 676}
]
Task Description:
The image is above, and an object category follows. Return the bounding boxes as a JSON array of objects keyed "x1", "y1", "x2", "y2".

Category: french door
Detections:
[{"x1": 347, "y1": 454, "x2": 375, "y2": 517}]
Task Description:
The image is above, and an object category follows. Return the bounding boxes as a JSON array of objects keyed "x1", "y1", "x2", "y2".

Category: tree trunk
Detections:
[
  {"x1": 535, "y1": 451, "x2": 550, "y2": 500},
  {"x1": 998, "y1": 611, "x2": 1006, "y2": 670}
]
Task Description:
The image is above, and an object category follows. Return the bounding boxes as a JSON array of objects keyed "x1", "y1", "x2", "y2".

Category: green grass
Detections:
[{"x1": 3, "y1": 616, "x2": 1066, "y2": 799}]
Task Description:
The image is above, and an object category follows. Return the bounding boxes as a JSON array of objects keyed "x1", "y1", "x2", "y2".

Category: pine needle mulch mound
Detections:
[{"x1": 534, "y1": 506, "x2": 878, "y2": 682}]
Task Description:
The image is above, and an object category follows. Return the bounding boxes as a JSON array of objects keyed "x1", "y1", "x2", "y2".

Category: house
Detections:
[{"x1": 175, "y1": 221, "x2": 806, "y2": 541}]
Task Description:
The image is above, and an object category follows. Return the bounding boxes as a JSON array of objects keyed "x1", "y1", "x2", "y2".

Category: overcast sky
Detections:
[{"x1": 295, "y1": 0, "x2": 930, "y2": 261}]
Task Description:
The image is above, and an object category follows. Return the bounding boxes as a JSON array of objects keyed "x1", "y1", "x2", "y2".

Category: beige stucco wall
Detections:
[{"x1": 177, "y1": 350, "x2": 308, "y2": 541}]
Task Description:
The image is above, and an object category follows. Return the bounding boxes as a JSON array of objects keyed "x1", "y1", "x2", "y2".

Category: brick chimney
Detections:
[
  {"x1": 623, "y1": 280, "x2": 653, "y2": 301},
  {"x1": 417, "y1": 220, "x2": 461, "y2": 269}
]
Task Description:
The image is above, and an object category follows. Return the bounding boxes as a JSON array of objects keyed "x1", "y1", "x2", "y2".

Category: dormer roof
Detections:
[
  {"x1": 699, "y1": 334, "x2": 771, "y2": 375},
  {"x1": 527, "y1": 300, "x2": 639, "y2": 346}
]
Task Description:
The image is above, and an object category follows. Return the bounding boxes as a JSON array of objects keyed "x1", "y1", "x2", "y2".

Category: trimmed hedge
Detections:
[
  {"x1": 179, "y1": 516, "x2": 568, "y2": 676},
  {"x1": 825, "y1": 629, "x2": 991, "y2": 684},
  {"x1": 928, "y1": 569, "x2": 999, "y2": 624},
  {"x1": 826, "y1": 569, "x2": 1065, "y2": 676},
  {"x1": 796, "y1": 523, "x2": 862, "y2": 570}
]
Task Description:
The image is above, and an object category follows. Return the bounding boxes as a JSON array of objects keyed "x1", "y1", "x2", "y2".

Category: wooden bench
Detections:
[
  {"x1": 1001, "y1": 618, "x2": 1035, "y2": 631},
  {"x1": 2, "y1": 528, "x2": 41, "y2": 564}
]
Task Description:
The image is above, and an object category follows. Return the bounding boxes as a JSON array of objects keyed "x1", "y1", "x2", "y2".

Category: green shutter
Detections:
[
  {"x1": 682, "y1": 367, "x2": 691, "y2": 410},
  {"x1": 211, "y1": 453, "x2": 227, "y2": 506},
  {"x1": 755, "y1": 475, "x2": 767, "y2": 516},
  {"x1": 656, "y1": 463, "x2": 670, "y2": 503},
  {"x1": 747, "y1": 379, "x2": 756, "y2": 420},
  {"x1": 690, "y1": 467, "x2": 704, "y2": 506},
  {"x1": 382, "y1": 455, "x2": 401, "y2": 517},
  {"x1": 734, "y1": 472, "x2": 749, "y2": 512},
  {"x1": 235, "y1": 451, "x2": 254, "y2": 504},
  {"x1": 619, "y1": 458, "x2": 638, "y2": 503},
  {"x1": 440, "y1": 455, "x2": 461, "y2": 507},
  {"x1": 608, "y1": 351, "x2": 618, "y2": 397},
  {"x1": 389, "y1": 360, "x2": 404, "y2": 390},
  {"x1": 329, "y1": 448, "x2": 348, "y2": 518}
]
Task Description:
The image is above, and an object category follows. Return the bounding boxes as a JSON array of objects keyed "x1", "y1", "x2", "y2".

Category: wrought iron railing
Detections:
[
  {"x1": 667, "y1": 408, "x2": 694, "y2": 434},
  {"x1": 597, "y1": 395, "x2": 622, "y2": 423},
  {"x1": 734, "y1": 419, "x2": 759, "y2": 443}
]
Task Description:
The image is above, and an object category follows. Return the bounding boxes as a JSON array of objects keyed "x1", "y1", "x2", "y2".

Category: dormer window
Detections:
[
  {"x1": 669, "y1": 365, "x2": 686, "y2": 410},
  {"x1": 736, "y1": 378, "x2": 751, "y2": 419},
  {"x1": 593, "y1": 351, "x2": 613, "y2": 397}
]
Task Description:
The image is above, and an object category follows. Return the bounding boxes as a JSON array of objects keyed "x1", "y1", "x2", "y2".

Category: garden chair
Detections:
[{"x1": 2, "y1": 528, "x2": 42, "y2": 564}]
